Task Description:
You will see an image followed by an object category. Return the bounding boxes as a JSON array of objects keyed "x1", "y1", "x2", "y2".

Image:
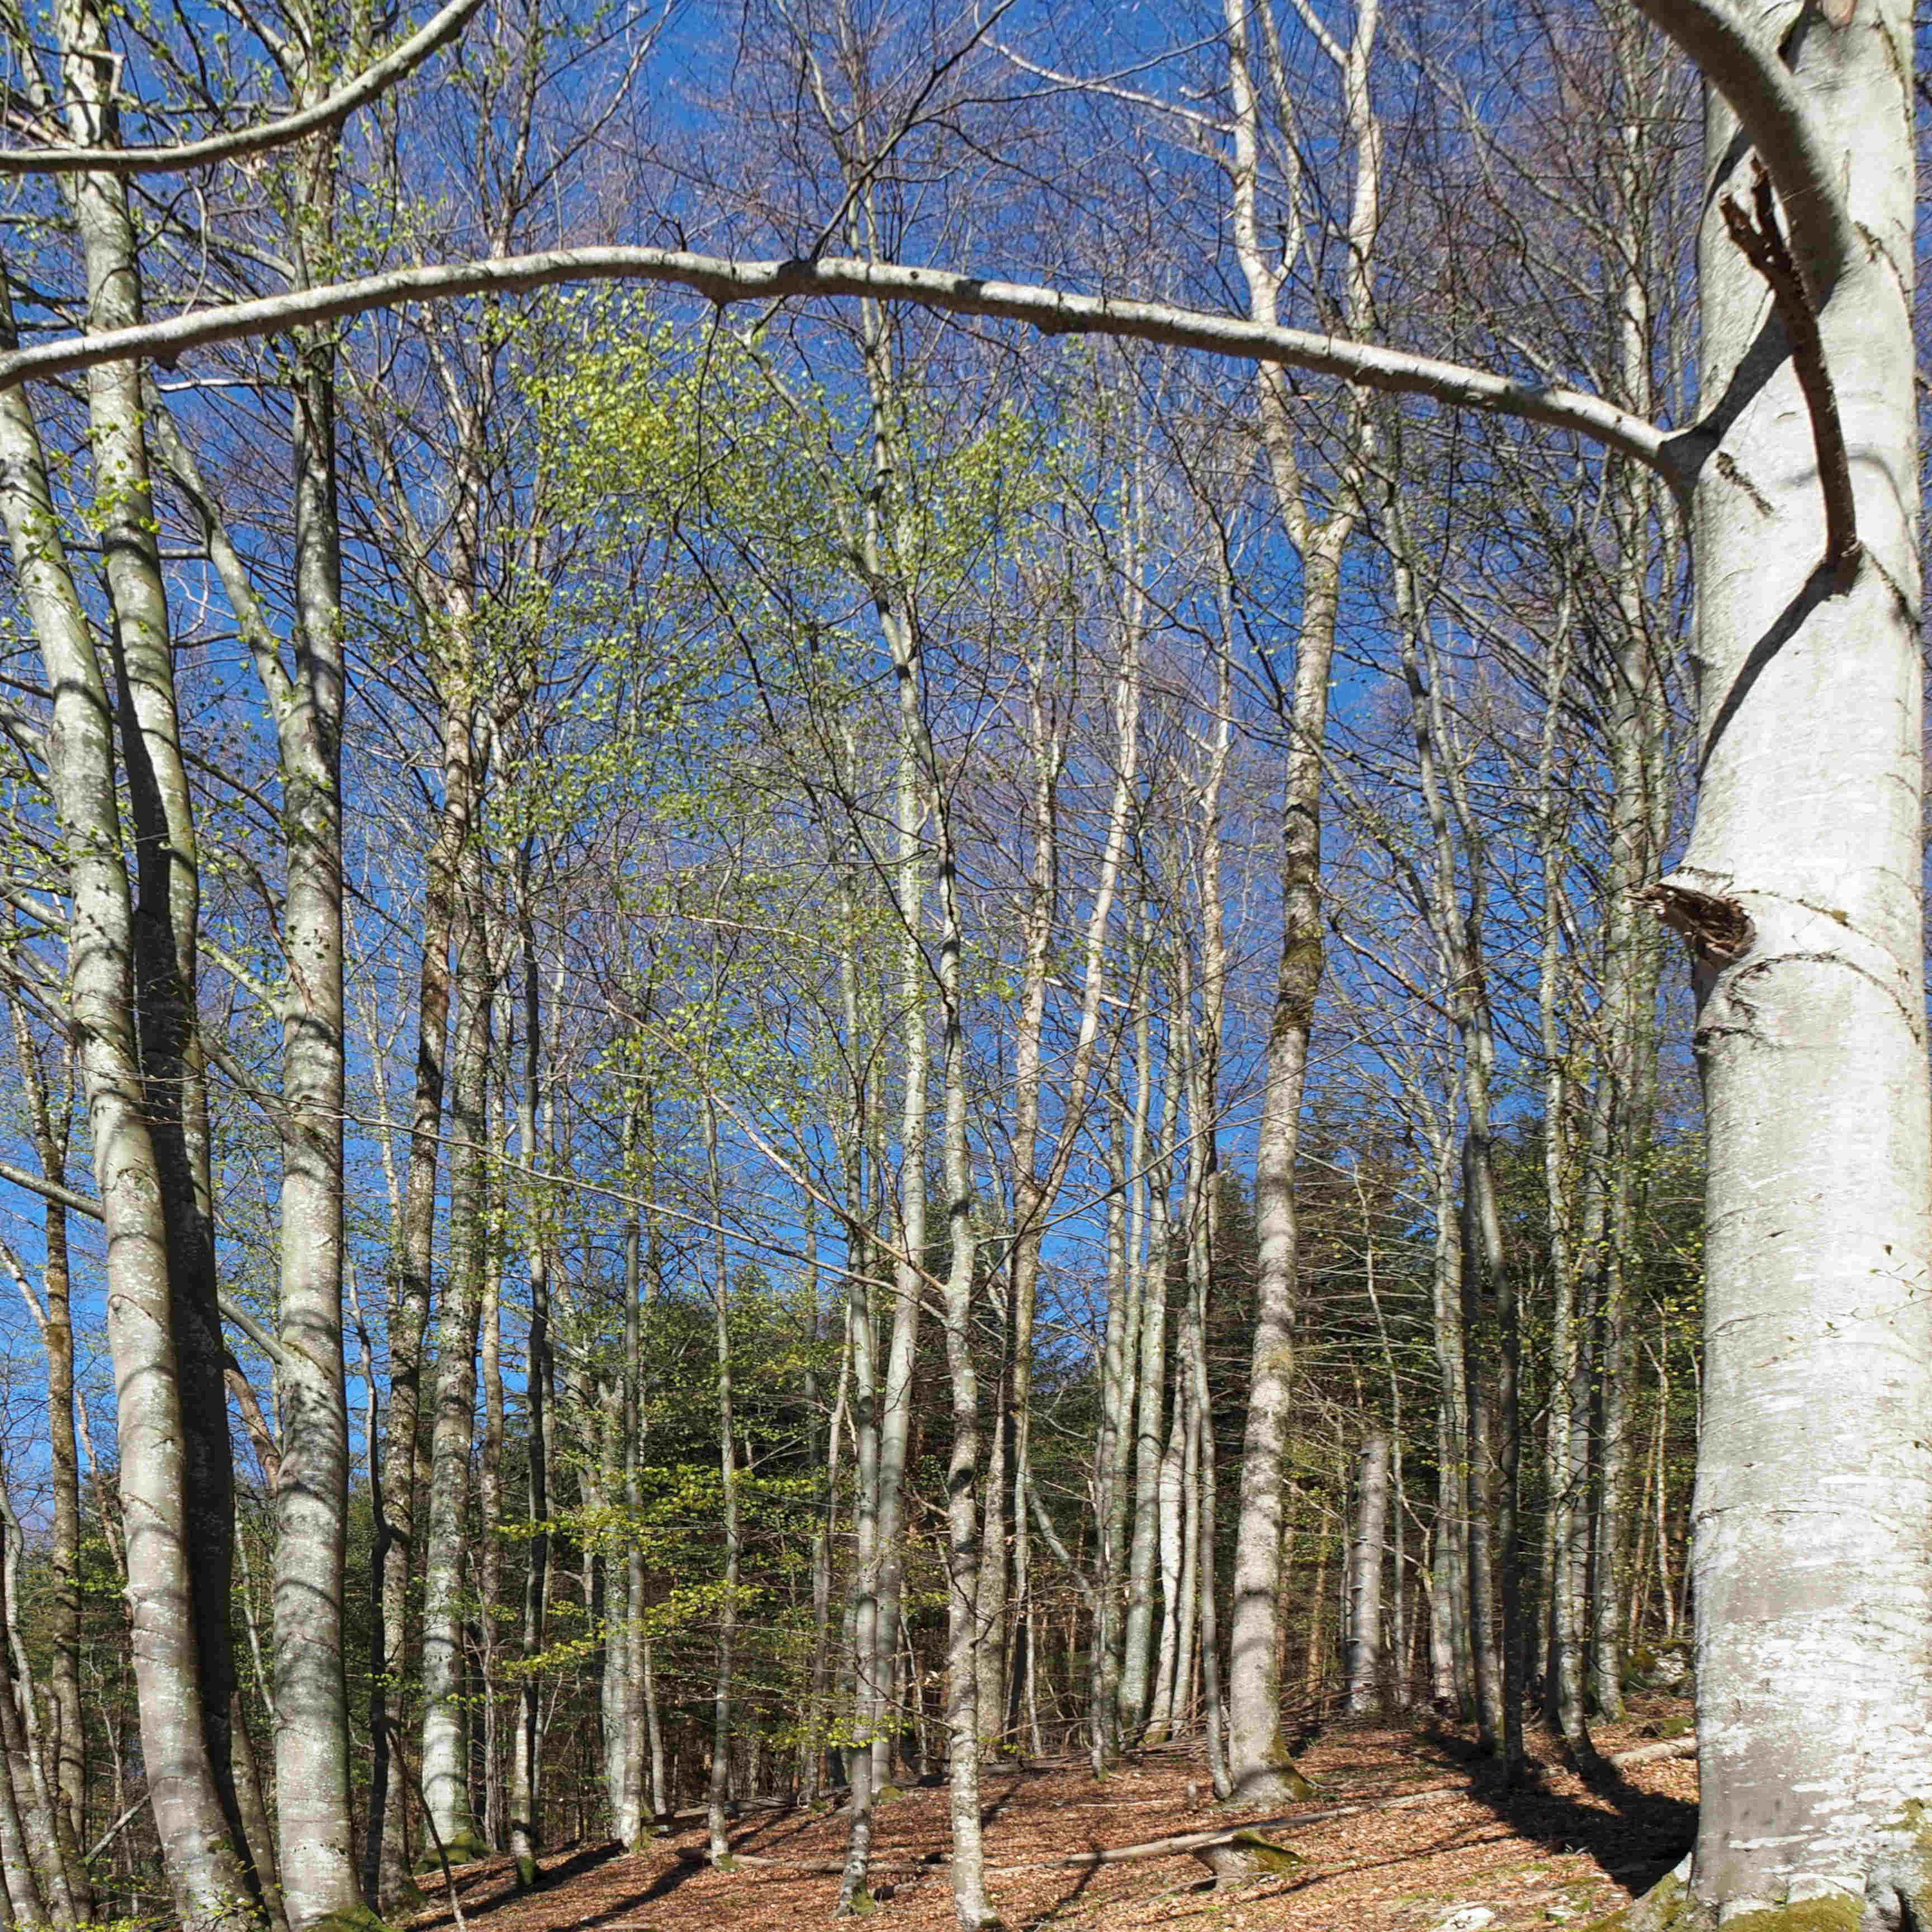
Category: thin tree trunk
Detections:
[
  {"x1": 1358, "y1": 1173, "x2": 1409, "y2": 1710},
  {"x1": 975, "y1": 1329, "x2": 1011, "y2": 1760},
  {"x1": 1650, "y1": 1315, "x2": 1675, "y2": 1647},
  {"x1": 1424, "y1": 1119, "x2": 1472, "y2": 1716},
  {"x1": 510, "y1": 897, "x2": 551, "y2": 1885},
  {"x1": 479, "y1": 1167, "x2": 505, "y2": 1852},
  {"x1": 1002, "y1": 581, "x2": 1142, "y2": 1765},
  {"x1": 1303, "y1": 1498, "x2": 1331, "y2": 1701},
  {"x1": 936, "y1": 806, "x2": 996, "y2": 1931},
  {"x1": 1426, "y1": 1507, "x2": 1457, "y2": 1710},
  {"x1": 703, "y1": 1097, "x2": 741, "y2": 1868},
  {"x1": 230, "y1": 1702, "x2": 285, "y2": 1932},
  {"x1": 4, "y1": 1005, "x2": 88, "y2": 1916},
  {"x1": 1185, "y1": 1226, "x2": 1230, "y2": 1800},
  {"x1": 1533, "y1": 588, "x2": 1597, "y2": 1769},
  {"x1": 1116, "y1": 1039, "x2": 1167, "y2": 1743},
  {"x1": 643, "y1": 1644, "x2": 666, "y2": 1822},
  {"x1": 604, "y1": 1101, "x2": 644, "y2": 1850},
  {"x1": 375, "y1": 704, "x2": 468, "y2": 1906},
  {"x1": 801, "y1": 1206, "x2": 845, "y2": 1807},
  {"x1": 1592, "y1": 27, "x2": 1669, "y2": 1733},
  {"x1": 419, "y1": 883, "x2": 493, "y2": 1863},
  {"x1": 1089, "y1": 1099, "x2": 1133, "y2": 1772},
  {"x1": 1146, "y1": 1365, "x2": 1187, "y2": 1744},
  {"x1": 1463, "y1": 1270, "x2": 1503, "y2": 1754},
  {"x1": 0, "y1": 1665, "x2": 45, "y2": 1931},
  {"x1": 0, "y1": 1493, "x2": 52, "y2": 1926},
  {"x1": 1219, "y1": 0, "x2": 1379, "y2": 1807},
  {"x1": 836, "y1": 1145, "x2": 883, "y2": 1909},
  {"x1": 1344, "y1": 1432, "x2": 1390, "y2": 1715},
  {"x1": 859, "y1": 283, "x2": 928, "y2": 1813}
]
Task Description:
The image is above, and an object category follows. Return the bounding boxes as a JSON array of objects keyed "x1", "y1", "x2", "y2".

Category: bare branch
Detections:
[
  {"x1": 217, "y1": 1294, "x2": 287, "y2": 1367},
  {"x1": 0, "y1": 1157, "x2": 98, "y2": 1220},
  {"x1": 0, "y1": 245, "x2": 1674, "y2": 473},
  {"x1": 1282, "y1": 0, "x2": 1347, "y2": 70},
  {"x1": 1628, "y1": 0, "x2": 1856, "y2": 299},
  {"x1": 0, "y1": 0, "x2": 484, "y2": 175},
  {"x1": 0, "y1": 1152, "x2": 283, "y2": 1361},
  {"x1": 991, "y1": 41, "x2": 1232, "y2": 141},
  {"x1": 1720, "y1": 161, "x2": 1858, "y2": 568}
]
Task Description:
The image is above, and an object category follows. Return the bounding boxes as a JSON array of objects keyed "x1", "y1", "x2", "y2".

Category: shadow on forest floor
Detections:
[
  {"x1": 397, "y1": 1707, "x2": 1702, "y2": 1932},
  {"x1": 1422, "y1": 1720, "x2": 1696, "y2": 1897}
]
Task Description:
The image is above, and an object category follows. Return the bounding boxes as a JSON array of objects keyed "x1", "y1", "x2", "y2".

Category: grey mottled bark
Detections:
[
  {"x1": 1625, "y1": 1, "x2": 1932, "y2": 1920},
  {"x1": 268, "y1": 195, "x2": 364, "y2": 1930},
  {"x1": 1116, "y1": 1033, "x2": 1168, "y2": 1744},
  {"x1": 935, "y1": 797, "x2": 996, "y2": 1931},
  {"x1": 419, "y1": 883, "x2": 493, "y2": 1861},
  {"x1": 54, "y1": 1, "x2": 255, "y2": 1898},
  {"x1": 1221, "y1": 0, "x2": 1379, "y2": 1804},
  {"x1": 509, "y1": 908, "x2": 552, "y2": 1886},
  {"x1": 702, "y1": 1097, "x2": 740, "y2": 1868},
  {"x1": 0, "y1": 261, "x2": 258, "y2": 1932},
  {"x1": 1344, "y1": 1432, "x2": 1389, "y2": 1715}
]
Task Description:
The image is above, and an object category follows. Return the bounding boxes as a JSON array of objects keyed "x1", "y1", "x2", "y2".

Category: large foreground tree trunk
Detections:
[
  {"x1": 269, "y1": 129, "x2": 367, "y2": 1919},
  {"x1": 1631, "y1": 1, "x2": 1931, "y2": 1922},
  {"x1": 0, "y1": 279, "x2": 258, "y2": 1932}
]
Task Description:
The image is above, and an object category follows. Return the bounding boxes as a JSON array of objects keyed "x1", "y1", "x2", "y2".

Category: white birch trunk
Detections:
[
  {"x1": 1344, "y1": 1432, "x2": 1390, "y2": 1715},
  {"x1": 1631, "y1": 2, "x2": 1932, "y2": 1921},
  {"x1": 418, "y1": 891, "x2": 492, "y2": 1864},
  {"x1": 1220, "y1": 0, "x2": 1379, "y2": 1802},
  {"x1": 1146, "y1": 1365, "x2": 1187, "y2": 1743},
  {"x1": 0, "y1": 296, "x2": 258, "y2": 1932},
  {"x1": 703, "y1": 1098, "x2": 740, "y2": 1868}
]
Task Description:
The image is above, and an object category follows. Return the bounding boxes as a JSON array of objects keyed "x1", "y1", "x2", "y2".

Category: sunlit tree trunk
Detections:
[
  {"x1": 1116, "y1": 1020, "x2": 1168, "y2": 1744},
  {"x1": 418, "y1": 881, "x2": 493, "y2": 1863},
  {"x1": 509, "y1": 903, "x2": 552, "y2": 1887},
  {"x1": 0, "y1": 262, "x2": 259, "y2": 1932},
  {"x1": 604, "y1": 1098, "x2": 645, "y2": 1849},
  {"x1": 1145, "y1": 1357, "x2": 1187, "y2": 1743},
  {"x1": 371, "y1": 704, "x2": 466, "y2": 1901},
  {"x1": 0, "y1": 1478, "x2": 63, "y2": 1924},
  {"x1": 53, "y1": 1, "x2": 257, "y2": 1898},
  {"x1": 1626, "y1": 1, "x2": 1932, "y2": 1919},
  {"x1": 267, "y1": 98, "x2": 365, "y2": 1912},
  {"x1": 703, "y1": 1097, "x2": 741, "y2": 1867},
  {"x1": 1534, "y1": 602, "x2": 1598, "y2": 1771},
  {"x1": 1220, "y1": 0, "x2": 1380, "y2": 1802},
  {"x1": 1344, "y1": 1431, "x2": 1389, "y2": 1715},
  {"x1": 935, "y1": 772, "x2": 996, "y2": 1932}
]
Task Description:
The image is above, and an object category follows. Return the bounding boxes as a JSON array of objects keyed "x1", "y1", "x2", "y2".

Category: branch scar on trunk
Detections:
[{"x1": 1637, "y1": 880, "x2": 1754, "y2": 1005}]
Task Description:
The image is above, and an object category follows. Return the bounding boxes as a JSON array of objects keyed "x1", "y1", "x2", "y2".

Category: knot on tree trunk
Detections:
[{"x1": 1636, "y1": 882, "x2": 1754, "y2": 967}]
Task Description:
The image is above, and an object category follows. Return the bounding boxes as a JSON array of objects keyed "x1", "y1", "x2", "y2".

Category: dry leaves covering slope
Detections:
[{"x1": 402, "y1": 1705, "x2": 1696, "y2": 1932}]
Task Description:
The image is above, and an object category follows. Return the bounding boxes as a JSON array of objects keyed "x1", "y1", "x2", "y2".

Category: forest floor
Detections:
[{"x1": 399, "y1": 1700, "x2": 1697, "y2": 1932}]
